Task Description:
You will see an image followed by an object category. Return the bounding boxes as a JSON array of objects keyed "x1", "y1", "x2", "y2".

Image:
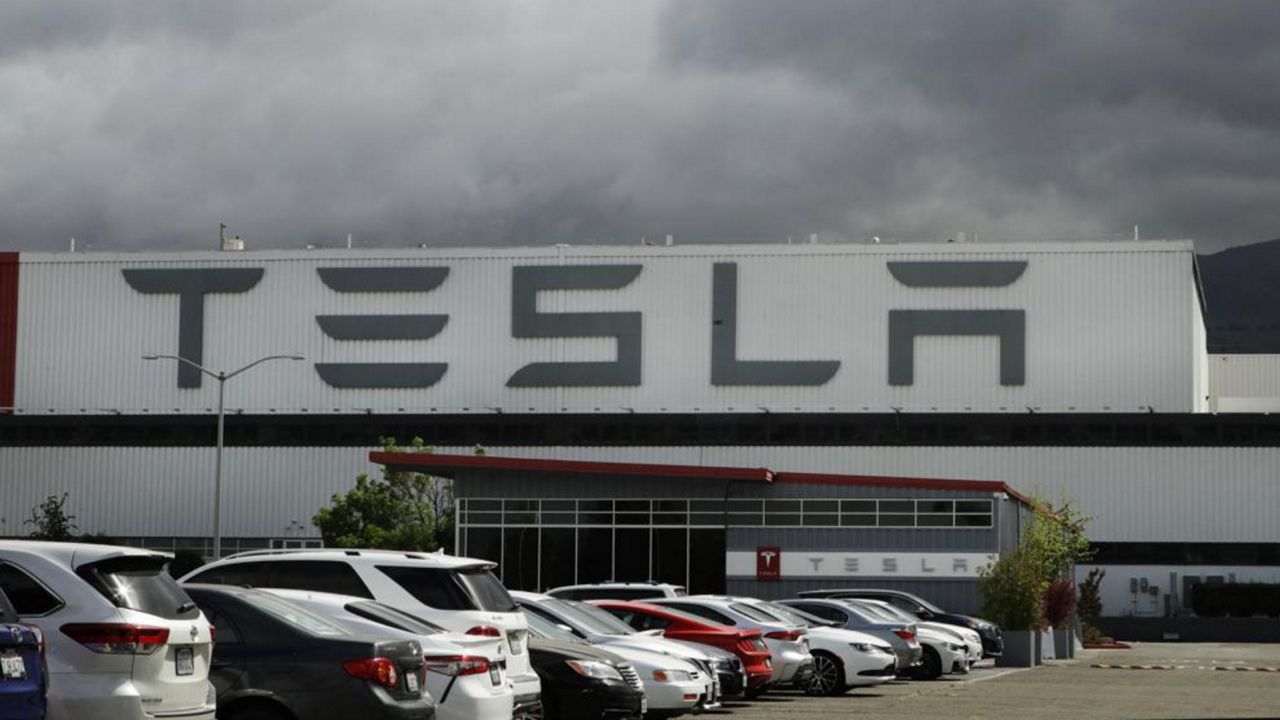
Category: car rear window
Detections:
[
  {"x1": 376, "y1": 565, "x2": 516, "y2": 612},
  {"x1": 0, "y1": 587, "x2": 18, "y2": 623},
  {"x1": 345, "y1": 601, "x2": 445, "y2": 635},
  {"x1": 250, "y1": 593, "x2": 351, "y2": 637},
  {"x1": 78, "y1": 556, "x2": 199, "y2": 620},
  {"x1": 0, "y1": 564, "x2": 63, "y2": 616},
  {"x1": 730, "y1": 602, "x2": 784, "y2": 624},
  {"x1": 661, "y1": 602, "x2": 736, "y2": 626}
]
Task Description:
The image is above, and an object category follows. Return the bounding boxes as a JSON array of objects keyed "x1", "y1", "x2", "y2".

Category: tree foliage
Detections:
[
  {"x1": 978, "y1": 547, "x2": 1045, "y2": 630},
  {"x1": 312, "y1": 437, "x2": 455, "y2": 552},
  {"x1": 980, "y1": 496, "x2": 1095, "y2": 631},
  {"x1": 26, "y1": 493, "x2": 79, "y2": 541}
]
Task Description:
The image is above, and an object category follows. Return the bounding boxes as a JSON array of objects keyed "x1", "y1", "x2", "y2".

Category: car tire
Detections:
[
  {"x1": 913, "y1": 647, "x2": 943, "y2": 681},
  {"x1": 803, "y1": 651, "x2": 846, "y2": 696},
  {"x1": 744, "y1": 685, "x2": 766, "y2": 699}
]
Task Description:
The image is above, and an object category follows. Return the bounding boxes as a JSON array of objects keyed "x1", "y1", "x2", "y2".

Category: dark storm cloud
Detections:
[{"x1": 1, "y1": 1, "x2": 1278, "y2": 252}]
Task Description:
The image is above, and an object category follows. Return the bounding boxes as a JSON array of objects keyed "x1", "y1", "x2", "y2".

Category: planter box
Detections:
[
  {"x1": 1039, "y1": 629, "x2": 1055, "y2": 662},
  {"x1": 1053, "y1": 628, "x2": 1075, "y2": 658},
  {"x1": 996, "y1": 630, "x2": 1037, "y2": 667}
]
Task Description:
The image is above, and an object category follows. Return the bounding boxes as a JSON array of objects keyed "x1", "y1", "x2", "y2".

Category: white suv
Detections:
[
  {"x1": 181, "y1": 548, "x2": 540, "y2": 718},
  {"x1": 0, "y1": 541, "x2": 216, "y2": 720},
  {"x1": 546, "y1": 582, "x2": 687, "y2": 601}
]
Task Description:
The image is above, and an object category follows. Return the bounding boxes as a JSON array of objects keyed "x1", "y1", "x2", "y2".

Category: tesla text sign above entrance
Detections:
[{"x1": 728, "y1": 551, "x2": 997, "y2": 579}]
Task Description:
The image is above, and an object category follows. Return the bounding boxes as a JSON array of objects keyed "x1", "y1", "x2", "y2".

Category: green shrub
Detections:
[{"x1": 979, "y1": 547, "x2": 1046, "y2": 631}]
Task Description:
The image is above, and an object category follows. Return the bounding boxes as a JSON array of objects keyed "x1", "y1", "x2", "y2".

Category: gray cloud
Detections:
[{"x1": 1, "y1": 0, "x2": 1278, "y2": 252}]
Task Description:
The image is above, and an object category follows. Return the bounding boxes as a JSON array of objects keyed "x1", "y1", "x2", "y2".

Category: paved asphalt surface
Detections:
[{"x1": 717, "y1": 643, "x2": 1280, "y2": 719}]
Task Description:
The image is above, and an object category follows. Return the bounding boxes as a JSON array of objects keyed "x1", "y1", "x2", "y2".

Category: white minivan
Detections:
[
  {"x1": 0, "y1": 541, "x2": 216, "y2": 720},
  {"x1": 182, "y1": 548, "x2": 541, "y2": 718}
]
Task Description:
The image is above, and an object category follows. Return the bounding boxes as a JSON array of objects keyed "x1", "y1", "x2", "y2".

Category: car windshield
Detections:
[
  {"x1": 903, "y1": 593, "x2": 944, "y2": 614},
  {"x1": 760, "y1": 602, "x2": 816, "y2": 627},
  {"x1": 642, "y1": 604, "x2": 727, "y2": 628},
  {"x1": 524, "y1": 609, "x2": 582, "y2": 643},
  {"x1": 852, "y1": 602, "x2": 900, "y2": 623},
  {"x1": 837, "y1": 601, "x2": 892, "y2": 625},
  {"x1": 729, "y1": 602, "x2": 787, "y2": 625},
  {"x1": 250, "y1": 593, "x2": 351, "y2": 637},
  {"x1": 868, "y1": 603, "x2": 917, "y2": 623},
  {"x1": 547, "y1": 598, "x2": 636, "y2": 636}
]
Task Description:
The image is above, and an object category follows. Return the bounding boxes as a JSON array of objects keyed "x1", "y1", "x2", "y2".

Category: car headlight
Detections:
[
  {"x1": 566, "y1": 660, "x2": 623, "y2": 681},
  {"x1": 850, "y1": 642, "x2": 872, "y2": 652},
  {"x1": 947, "y1": 643, "x2": 964, "y2": 652},
  {"x1": 653, "y1": 669, "x2": 695, "y2": 683}
]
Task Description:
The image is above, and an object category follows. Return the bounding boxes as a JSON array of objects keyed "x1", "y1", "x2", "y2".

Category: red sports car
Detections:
[{"x1": 592, "y1": 599, "x2": 774, "y2": 693}]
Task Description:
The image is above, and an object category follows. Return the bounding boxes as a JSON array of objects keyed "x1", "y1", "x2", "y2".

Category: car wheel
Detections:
[
  {"x1": 913, "y1": 647, "x2": 943, "y2": 681},
  {"x1": 803, "y1": 651, "x2": 846, "y2": 696}
]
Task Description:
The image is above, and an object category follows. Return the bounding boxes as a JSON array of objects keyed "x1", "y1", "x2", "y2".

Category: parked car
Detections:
[
  {"x1": 0, "y1": 541, "x2": 215, "y2": 720},
  {"x1": 842, "y1": 599, "x2": 968, "y2": 678},
  {"x1": 848, "y1": 598, "x2": 983, "y2": 667},
  {"x1": 547, "y1": 583, "x2": 687, "y2": 602},
  {"x1": 775, "y1": 598, "x2": 923, "y2": 673},
  {"x1": 739, "y1": 600, "x2": 898, "y2": 695},
  {"x1": 181, "y1": 548, "x2": 541, "y2": 718},
  {"x1": 797, "y1": 588, "x2": 1003, "y2": 658},
  {"x1": 522, "y1": 611, "x2": 647, "y2": 719},
  {"x1": 0, "y1": 585, "x2": 45, "y2": 720},
  {"x1": 649, "y1": 596, "x2": 814, "y2": 695},
  {"x1": 592, "y1": 599, "x2": 773, "y2": 695},
  {"x1": 512, "y1": 591, "x2": 716, "y2": 717},
  {"x1": 184, "y1": 584, "x2": 433, "y2": 719},
  {"x1": 259, "y1": 589, "x2": 515, "y2": 720}
]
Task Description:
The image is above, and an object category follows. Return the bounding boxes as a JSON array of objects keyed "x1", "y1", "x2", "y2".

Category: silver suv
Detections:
[{"x1": 546, "y1": 582, "x2": 687, "y2": 601}]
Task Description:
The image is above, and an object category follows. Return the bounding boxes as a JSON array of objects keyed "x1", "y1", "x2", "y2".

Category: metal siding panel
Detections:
[{"x1": 14, "y1": 242, "x2": 1196, "y2": 415}]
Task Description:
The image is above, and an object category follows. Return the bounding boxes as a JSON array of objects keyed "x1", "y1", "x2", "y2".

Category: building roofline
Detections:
[
  {"x1": 368, "y1": 451, "x2": 775, "y2": 483},
  {"x1": 368, "y1": 452, "x2": 1035, "y2": 508}
]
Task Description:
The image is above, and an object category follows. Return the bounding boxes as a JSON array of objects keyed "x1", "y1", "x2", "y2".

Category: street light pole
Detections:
[{"x1": 142, "y1": 353, "x2": 304, "y2": 560}]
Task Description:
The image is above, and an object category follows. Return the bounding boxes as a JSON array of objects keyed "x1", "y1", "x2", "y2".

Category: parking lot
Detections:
[{"x1": 720, "y1": 644, "x2": 1280, "y2": 719}]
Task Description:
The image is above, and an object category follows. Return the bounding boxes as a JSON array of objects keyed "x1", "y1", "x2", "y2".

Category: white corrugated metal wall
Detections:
[
  {"x1": 13, "y1": 241, "x2": 1199, "y2": 415},
  {"x1": 3, "y1": 444, "x2": 1274, "y2": 544},
  {"x1": 1209, "y1": 354, "x2": 1280, "y2": 411}
]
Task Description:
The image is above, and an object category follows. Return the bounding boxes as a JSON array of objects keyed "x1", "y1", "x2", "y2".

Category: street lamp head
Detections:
[
  {"x1": 141, "y1": 354, "x2": 159, "y2": 360},
  {"x1": 287, "y1": 355, "x2": 305, "y2": 361}
]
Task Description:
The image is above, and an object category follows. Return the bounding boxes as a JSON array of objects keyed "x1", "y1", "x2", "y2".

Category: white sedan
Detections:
[{"x1": 745, "y1": 600, "x2": 898, "y2": 695}]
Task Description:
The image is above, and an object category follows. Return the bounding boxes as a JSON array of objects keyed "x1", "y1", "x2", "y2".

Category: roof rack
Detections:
[{"x1": 221, "y1": 548, "x2": 353, "y2": 560}]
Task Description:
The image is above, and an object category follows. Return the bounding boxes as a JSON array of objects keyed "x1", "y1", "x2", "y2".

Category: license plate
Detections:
[
  {"x1": 406, "y1": 671, "x2": 420, "y2": 693},
  {"x1": 1, "y1": 652, "x2": 26, "y2": 680},
  {"x1": 175, "y1": 646, "x2": 194, "y2": 676},
  {"x1": 489, "y1": 664, "x2": 502, "y2": 686}
]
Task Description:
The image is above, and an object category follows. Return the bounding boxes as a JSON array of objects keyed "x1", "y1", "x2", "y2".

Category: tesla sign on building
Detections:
[{"x1": 2, "y1": 241, "x2": 1203, "y2": 415}]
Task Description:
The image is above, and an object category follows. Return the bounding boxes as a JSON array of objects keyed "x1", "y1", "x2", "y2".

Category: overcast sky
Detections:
[{"x1": 2, "y1": 0, "x2": 1278, "y2": 254}]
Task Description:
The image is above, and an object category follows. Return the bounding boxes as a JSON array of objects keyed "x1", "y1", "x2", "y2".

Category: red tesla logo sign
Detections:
[{"x1": 757, "y1": 546, "x2": 781, "y2": 582}]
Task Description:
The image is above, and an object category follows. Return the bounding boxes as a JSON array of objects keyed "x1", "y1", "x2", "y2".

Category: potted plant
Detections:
[
  {"x1": 978, "y1": 547, "x2": 1044, "y2": 667},
  {"x1": 1044, "y1": 579, "x2": 1077, "y2": 659}
]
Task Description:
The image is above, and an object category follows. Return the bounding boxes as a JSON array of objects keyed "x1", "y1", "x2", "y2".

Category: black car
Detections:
[
  {"x1": 184, "y1": 585, "x2": 435, "y2": 720},
  {"x1": 524, "y1": 613, "x2": 645, "y2": 719},
  {"x1": 798, "y1": 588, "x2": 1004, "y2": 658}
]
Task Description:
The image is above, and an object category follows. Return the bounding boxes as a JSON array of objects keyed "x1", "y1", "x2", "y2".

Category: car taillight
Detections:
[
  {"x1": 60, "y1": 624, "x2": 169, "y2": 655},
  {"x1": 209, "y1": 625, "x2": 216, "y2": 645},
  {"x1": 765, "y1": 629, "x2": 805, "y2": 641},
  {"x1": 739, "y1": 634, "x2": 768, "y2": 652},
  {"x1": 343, "y1": 657, "x2": 400, "y2": 689},
  {"x1": 466, "y1": 625, "x2": 502, "y2": 637},
  {"x1": 425, "y1": 654, "x2": 490, "y2": 677},
  {"x1": 893, "y1": 629, "x2": 916, "y2": 641}
]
